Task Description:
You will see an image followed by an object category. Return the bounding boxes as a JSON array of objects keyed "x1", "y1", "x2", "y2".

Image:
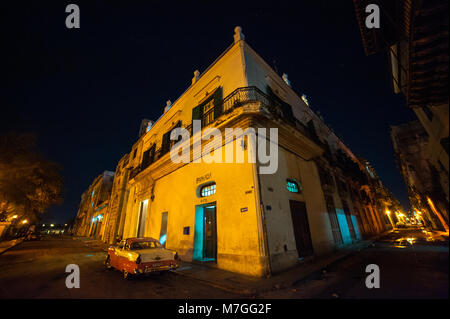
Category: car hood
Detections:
[{"x1": 137, "y1": 248, "x2": 175, "y2": 262}]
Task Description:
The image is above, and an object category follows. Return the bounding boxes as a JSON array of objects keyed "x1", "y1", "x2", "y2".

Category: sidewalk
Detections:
[
  {"x1": 172, "y1": 238, "x2": 381, "y2": 296},
  {"x1": 0, "y1": 237, "x2": 25, "y2": 255},
  {"x1": 72, "y1": 236, "x2": 110, "y2": 252}
]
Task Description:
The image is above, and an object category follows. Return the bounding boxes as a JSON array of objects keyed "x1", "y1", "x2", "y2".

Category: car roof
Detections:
[{"x1": 125, "y1": 237, "x2": 159, "y2": 244}]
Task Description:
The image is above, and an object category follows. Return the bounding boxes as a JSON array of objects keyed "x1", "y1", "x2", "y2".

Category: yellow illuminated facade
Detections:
[{"x1": 77, "y1": 27, "x2": 396, "y2": 277}]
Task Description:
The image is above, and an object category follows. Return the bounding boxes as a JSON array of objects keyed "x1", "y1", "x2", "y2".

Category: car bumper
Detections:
[{"x1": 134, "y1": 263, "x2": 178, "y2": 274}]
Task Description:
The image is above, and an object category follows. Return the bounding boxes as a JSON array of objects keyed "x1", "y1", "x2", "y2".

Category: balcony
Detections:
[
  {"x1": 186, "y1": 86, "x2": 313, "y2": 137},
  {"x1": 130, "y1": 86, "x2": 318, "y2": 180}
]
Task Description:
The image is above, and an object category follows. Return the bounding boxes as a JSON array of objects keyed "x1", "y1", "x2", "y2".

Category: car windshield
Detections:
[{"x1": 129, "y1": 241, "x2": 161, "y2": 250}]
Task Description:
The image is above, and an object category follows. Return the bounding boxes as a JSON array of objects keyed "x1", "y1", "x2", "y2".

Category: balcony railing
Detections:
[
  {"x1": 129, "y1": 86, "x2": 316, "y2": 179},
  {"x1": 221, "y1": 86, "x2": 271, "y2": 113}
]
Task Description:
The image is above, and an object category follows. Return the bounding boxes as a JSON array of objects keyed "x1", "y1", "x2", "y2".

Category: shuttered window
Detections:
[
  {"x1": 161, "y1": 121, "x2": 181, "y2": 156},
  {"x1": 191, "y1": 87, "x2": 223, "y2": 126},
  {"x1": 325, "y1": 195, "x2": 343, "y2": 245}
]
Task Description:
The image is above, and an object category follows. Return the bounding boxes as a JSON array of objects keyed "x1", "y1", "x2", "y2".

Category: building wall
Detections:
[
  {"x1": 391, "y1": 121, "x2": 449, "y2": 231},
  {"x1": 414, "y1": 105, "x2": 449, "y2": 203},
  {"x1": 103, "y1": 154, "x2": 130, "y2": 244},
  {"x1": 102, "y1": 29, "x2": 396, "y2": 277},
  {"x1": 122, "y1": 138, "x2": 266, "y2": 277},
  {"x1": 73, "y1": 171, "x2": 114, "y2": 238},
  {"x1": 258, "y1": 148, "x2": 337, "y2": 273}
]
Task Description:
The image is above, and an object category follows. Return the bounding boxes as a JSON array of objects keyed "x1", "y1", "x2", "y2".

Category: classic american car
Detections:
[{"x1": 105, "y1": 237, "x2": 179, "y2": 279}]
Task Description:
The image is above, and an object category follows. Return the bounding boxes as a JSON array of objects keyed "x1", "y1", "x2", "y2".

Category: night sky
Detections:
[{"x1": 3, "y1": 1, "x2": 417, "y2": 224}]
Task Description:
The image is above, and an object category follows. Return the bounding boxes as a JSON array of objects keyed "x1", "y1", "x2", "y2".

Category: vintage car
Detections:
[{"x1": 105, "y1": 237, "x2": 179, "y2": 279}]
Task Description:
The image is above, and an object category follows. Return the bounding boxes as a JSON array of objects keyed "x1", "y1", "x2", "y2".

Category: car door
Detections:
[
  {"x1": 108, "y1": 240, "x2": 121, "y2": 268},
  {"x1": 114, "y1": 240, "x2": 129, "y2": 270}
]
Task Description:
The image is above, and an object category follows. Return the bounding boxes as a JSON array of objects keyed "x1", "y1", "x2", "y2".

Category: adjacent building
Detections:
[
  {"x1": 353, "y1": 0, "x2": 449, "y2": 229},
  {"x1": 391, "y1": 121, "x2": 449, "y2": 231},
  {"x1": 73, "y1": 171, "x2": 115, "y2": 239},
  {"x1": 75, "y1": 27, "x2": 398, "y2": 277},
  {"x1": 102, "y1": 154, "x2": 131, "y2": 244}
]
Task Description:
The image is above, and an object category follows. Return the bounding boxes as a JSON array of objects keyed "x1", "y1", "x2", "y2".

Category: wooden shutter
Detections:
[
  {"x1": 161, "y1": 131, "x2": 171, "y2": 155},
  {"x1": 213, "y1": 87, "x2": 223, "y2": 120},
  {"x1": 141, "y1": 149, "x2": 151, "y2": 169},
  {"x1": 267, "y1": 85, "x2": 295, "y2": 124},
  {"x1": 192, "y1": 104, "x2": 203, "y2": 121}
]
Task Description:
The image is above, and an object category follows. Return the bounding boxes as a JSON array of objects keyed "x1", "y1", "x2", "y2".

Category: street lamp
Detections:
[
  {"x1": 385, "y1": 210, "x2": 395, "y2": 229},
  {"x1": 22, "y1": 219, "x2": 28, "y2": 224}
]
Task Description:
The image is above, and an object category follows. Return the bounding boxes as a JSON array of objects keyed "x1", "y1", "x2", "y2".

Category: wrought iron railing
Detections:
[
  {"x1": 221, "y1": 86, "x2": 271, "y2": 113},
  {"x1": 130, "y1": 86, "x2": 314, "y2": 179}
]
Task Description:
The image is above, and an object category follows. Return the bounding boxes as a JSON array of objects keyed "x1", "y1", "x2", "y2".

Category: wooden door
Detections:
[{"x1": 289, "y1": 200, "x2": 314, "y2": 258}]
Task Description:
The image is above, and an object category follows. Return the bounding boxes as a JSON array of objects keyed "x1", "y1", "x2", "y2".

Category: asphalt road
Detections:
[
  {"x1": 0, "y1": 228, "x2": 447, "y2": 299},
  {"x1": 259, "y1": 228, "x2": 449, "y2": 299},
  {"x1": 0, "y1": 236, "x2": 240, "y2": 298}
]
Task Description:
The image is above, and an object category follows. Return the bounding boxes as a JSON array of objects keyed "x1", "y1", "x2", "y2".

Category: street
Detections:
[
  {"x1": 259, "y1": 228, "x2": 449, "y2": 299},
  {"x1": 0, "y1": 228, "x2": 447, "y2": 299},
  {"x1": 0, "y1": 236, "x2": 240, "y2": 298}
]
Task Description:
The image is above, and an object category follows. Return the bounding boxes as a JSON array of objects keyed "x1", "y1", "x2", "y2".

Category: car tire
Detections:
[
  {"x1": 105, "y1": 255, "x2": 112, "y2": 270},
  {"x1": 123, "y1": 270, "x2": 132, "y2": 280}
]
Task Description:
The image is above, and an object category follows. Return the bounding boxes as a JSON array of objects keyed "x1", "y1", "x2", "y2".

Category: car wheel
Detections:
[
  {"x1": 105, "y1": 255, "x2": 112, "y2": 270},
  {"x1": 123, "y1": 270, "x2": 132, "y2": 280}
]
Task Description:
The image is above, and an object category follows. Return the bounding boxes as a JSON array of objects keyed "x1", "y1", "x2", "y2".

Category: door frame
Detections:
[
  {"x1": 289, "y1": 200, "x2": 314, "y2": 258},
  {"x1": 193, "y1": 201, "x2": 217, "y2": 262}
]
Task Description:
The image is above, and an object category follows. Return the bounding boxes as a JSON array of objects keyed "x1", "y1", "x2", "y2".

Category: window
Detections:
[
  {"x1": 161, "y1": 121, "x2": 181, "y2": 155},
  {"x1": 203, "y1": 99, "x2": 215, "y2": 126},
  {"x1": 200, "y1": 183, "x2": 216, "y2": 197},
  {"x1": 129, "y1": 241, "x2": 161, "y2": 250},
  {"x1": 286, "y1": 179, "x2": 301, "y2": 193},
  {"x1": 325, "y1": 195, "x2": 343, "y2": 245},
  {"x1": 192, "y1": 87, "x2": 222, "y2": 125},
  {"x1": 132, "y1": 149, "x2": 137, "y2": 159},
  {"x1": 318, "y1": 167, "x2": 334, "y2": 187}
]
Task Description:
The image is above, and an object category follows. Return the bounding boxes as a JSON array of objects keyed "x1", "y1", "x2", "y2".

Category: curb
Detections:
[
  {"x1": 171, "y1": 237, "x2": 382, "y2": 296},
  {"x1": 0, "y1": 238, "x2": 25, "y2": 255}
]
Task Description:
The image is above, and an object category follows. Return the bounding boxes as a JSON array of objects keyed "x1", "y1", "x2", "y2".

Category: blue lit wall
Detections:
[
  {"x1": 336, "y1": 208, "x2": 352, "y2": 244},
  {"x1": 193, "y1": 206, "x2": 204, "y2": 261}
]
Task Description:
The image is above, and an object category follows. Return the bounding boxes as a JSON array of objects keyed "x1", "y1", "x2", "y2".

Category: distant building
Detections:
[
  {"x1": 73, "y1": 171, "x2": 115, "y2": 239},
  {"x1": 354, "y1": 0, "x2": 449, "y2": 228},
  {"x1": 96, "y1": 27, "x2": 396, "y2": 277},
  {"x1": 102, "y1": 154, "x2": 131, "y2": 244},
  {"x1": 391, "y1": 121, "x2": 449, "y2": 231}
]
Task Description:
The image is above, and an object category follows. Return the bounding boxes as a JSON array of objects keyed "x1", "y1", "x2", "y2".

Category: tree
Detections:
[{"x1": 0, "y1": 132, "x2": 63, "y2": 221}]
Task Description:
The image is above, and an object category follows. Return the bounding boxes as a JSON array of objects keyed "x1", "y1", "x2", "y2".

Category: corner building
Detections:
[{"x1": 115, "y1": 27, "x2": 391, "y2": 277}]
